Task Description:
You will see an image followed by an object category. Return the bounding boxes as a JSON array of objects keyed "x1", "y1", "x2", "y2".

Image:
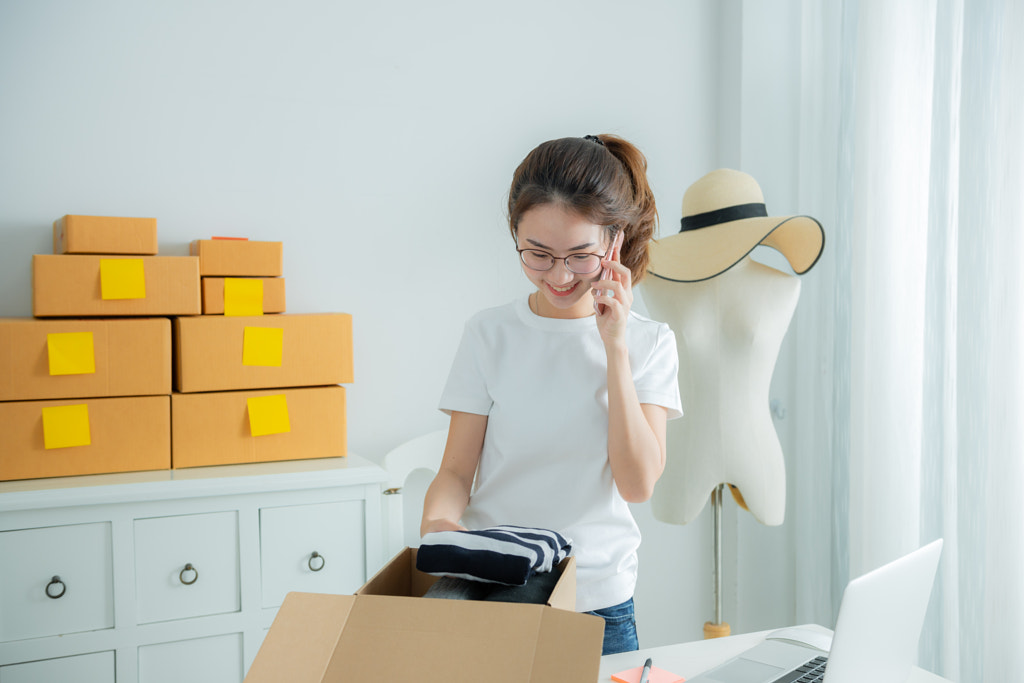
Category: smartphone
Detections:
[{"x1": 594, "y1": 230, "x2": 624, "y2": 315}]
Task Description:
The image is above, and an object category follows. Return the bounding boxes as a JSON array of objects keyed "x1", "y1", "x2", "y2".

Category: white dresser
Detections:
[{"x1": 0, "y1": 456, "x2": 387, "y2": 683}]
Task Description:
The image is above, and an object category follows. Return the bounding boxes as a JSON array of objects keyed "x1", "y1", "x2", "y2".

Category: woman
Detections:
[{"x1": 421, "y1": 134, "x2": 682, "y2": 654}]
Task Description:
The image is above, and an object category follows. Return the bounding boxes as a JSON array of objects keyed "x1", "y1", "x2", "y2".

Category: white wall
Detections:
[
  {"x1": 0, "y1": 0, "x2": 716, "y2": 454},
  {"x1": 0, "y1": 0, "x2": 816, "y2": 649}
]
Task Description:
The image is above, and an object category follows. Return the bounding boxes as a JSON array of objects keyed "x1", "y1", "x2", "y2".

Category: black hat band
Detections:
[{"x1": 680, "y1": 202, "x2": 768, "y2": 233}]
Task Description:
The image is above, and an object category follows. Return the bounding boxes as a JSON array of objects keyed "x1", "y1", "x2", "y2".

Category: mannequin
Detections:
[
  {"x1": 641, "y1": 167, "x2": 824, "y2": 637},
  {"x1": 643, "y1": 168, "x2": 824, "y2": 525},
  {"x1": 644, "y1": 256, "x2": 799, "y2": 526}
]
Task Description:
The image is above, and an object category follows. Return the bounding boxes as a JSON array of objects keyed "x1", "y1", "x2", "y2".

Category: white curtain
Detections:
[{"x1": 794, "y1": 0, "x2": 1024, "y2": 680}]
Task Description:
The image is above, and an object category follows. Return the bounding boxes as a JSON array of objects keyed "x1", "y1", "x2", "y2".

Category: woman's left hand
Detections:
[{"x1": 593, "y1": 258, "x2": 632, "y2": 349}]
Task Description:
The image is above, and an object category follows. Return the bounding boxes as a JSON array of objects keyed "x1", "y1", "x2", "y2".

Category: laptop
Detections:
[{"x1": 687, "y1": 539, "x2": 943, "y2": 683}]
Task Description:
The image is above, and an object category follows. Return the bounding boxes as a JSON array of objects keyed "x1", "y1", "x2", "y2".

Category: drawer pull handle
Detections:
[
  {"x1": 308, "y1": 551, "x2": 326, "y2": 572},
  {"x1": 179, "y1": 563, "x2": 199, "y2": 585},
  {"x1": 45, "y1": 575, "x2": 66, "y2": 599}
]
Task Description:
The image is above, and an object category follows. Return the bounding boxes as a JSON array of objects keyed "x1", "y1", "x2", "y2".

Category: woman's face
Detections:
[{"x1": 515, "y1": 203, "x2": 611, "y2": 319}]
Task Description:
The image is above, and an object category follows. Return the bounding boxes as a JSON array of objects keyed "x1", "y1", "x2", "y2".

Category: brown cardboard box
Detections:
[
  {"x1": 201, "y1": 277, "x2": 287, "y2": 314},
  {"x1": 171, "y1": 385, "x2": 346, "y2": 468},
  {"x1": 53, "y1": 214, "x2": 158, "y2": 255},
  {"x1": 0, "y1": 317, "x2": 171, "y2": 402},
  {"x1": 174, "y1": 313, "x2": 352, "y2": 393},
  {"x1": 190, "y1": 239, "x2": 283, "y2": 277},
  {"x1": 0, "y1": 395, "x2": 170, "y2": 481},
  {"x1": 244, "y1": 548, "x2": 604, "y2": 683},
  {"x1": 33, "y1": 254, "x2": 201, "y2": 317}
]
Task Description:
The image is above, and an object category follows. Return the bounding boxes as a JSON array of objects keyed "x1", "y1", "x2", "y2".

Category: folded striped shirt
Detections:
[{"x1": 416, "y1": 526, "x2": 572, "y2": 586}]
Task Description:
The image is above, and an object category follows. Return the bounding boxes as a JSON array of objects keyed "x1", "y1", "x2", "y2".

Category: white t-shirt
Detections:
[{"x1": 439, "y1": 295, "x2": 682, "y2": 612}]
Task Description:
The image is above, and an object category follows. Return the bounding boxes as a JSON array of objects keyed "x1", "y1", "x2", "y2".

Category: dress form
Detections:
[{"x1": 643, "y1": 256, "x2": 800, "y2": 527}]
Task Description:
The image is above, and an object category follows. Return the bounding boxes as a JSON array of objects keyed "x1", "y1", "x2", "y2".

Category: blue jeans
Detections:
[{"x1": 587, "y1": 598, "x2": 639, "y2": 655}]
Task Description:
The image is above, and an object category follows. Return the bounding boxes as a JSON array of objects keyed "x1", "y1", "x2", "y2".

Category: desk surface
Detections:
[{"x1": 598, "y1": 627, "x2": 951, "y2": 683}]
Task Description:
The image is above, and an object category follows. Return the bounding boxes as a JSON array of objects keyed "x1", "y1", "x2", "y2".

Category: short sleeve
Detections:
[
  {"x1": 634, "y1": 324, "x2": 683, "y2": 420},
  {"x1": 438, "y1": 320, "x2": 493, "y2": 416}
]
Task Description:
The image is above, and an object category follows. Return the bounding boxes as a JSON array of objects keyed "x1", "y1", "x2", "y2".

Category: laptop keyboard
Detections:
[{"x1": 771, "y1": 656, "x2": 829, "y2": 683}]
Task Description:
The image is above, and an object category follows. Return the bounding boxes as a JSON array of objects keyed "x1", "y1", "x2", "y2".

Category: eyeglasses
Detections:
[{"x1": 516, "y1": 247, "x2": 607, "y2": 274}]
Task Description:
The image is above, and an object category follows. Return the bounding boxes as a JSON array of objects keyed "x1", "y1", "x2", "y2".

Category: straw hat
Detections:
[{"x1": 647, "y1": 168, "x2": 825, "y2": 282}]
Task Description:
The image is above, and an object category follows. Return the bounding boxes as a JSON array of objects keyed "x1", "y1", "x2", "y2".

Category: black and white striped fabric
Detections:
[{"x1": 416, "y1": 526, "x2": 572, "y2": 586}]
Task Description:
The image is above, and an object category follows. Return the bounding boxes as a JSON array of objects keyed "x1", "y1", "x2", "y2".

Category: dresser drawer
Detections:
[
  {"x1": 133, "y1": 511, "x2": 240, "y2": 624},
  {"x1": 0, "y1": 650, "x2": 115, "y2": 683},
  {"x1": 259, "y1": 500, "x2": 366, "y2": 608},
  {"x1": 138, "y1": 633, "x2": 243, "y2": 683},
  {"x1": 0, "y1": 522, "x2": 113, "y2": 642}
]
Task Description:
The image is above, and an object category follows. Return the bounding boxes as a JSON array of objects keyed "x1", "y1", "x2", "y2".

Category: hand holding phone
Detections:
[{"x1": 594, "y1": 230, "x2": 624, "y2": 315}]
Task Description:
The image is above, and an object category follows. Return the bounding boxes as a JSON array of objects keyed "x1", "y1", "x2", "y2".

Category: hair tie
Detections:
[{"x1": 583, "y1": 134, "x2": 605, "y2": 147}]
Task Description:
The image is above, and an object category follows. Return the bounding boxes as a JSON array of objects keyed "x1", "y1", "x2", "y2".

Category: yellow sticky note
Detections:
[
  {"x1": 247, "y1": 394, "x2": 291, "y2": 436},
  {"x1": 41, "y1": 404, "x2": 92, "y2": 449},
  {"x1": 47, "y1": 332, "x2": 96, "y2": 375},
  {"x1": 100, "y1": 258, "x2": 146, "y2": 300},
  {"x1": 224, "y1": 278, "x2": 264, "y2": 316},
  {"x1": 242, "y1": 326, "x2": 283, "y2": 367}
]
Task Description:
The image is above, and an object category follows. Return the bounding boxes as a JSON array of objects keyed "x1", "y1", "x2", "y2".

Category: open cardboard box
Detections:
[{"x1": 245, "y1": 547, "x2": 605, "y2": 683}]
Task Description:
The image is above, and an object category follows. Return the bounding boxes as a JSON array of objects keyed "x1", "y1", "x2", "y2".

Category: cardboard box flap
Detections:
[
  {"x1": 546, "y1": 555, "x2": 578, "y2": 610},
  {"x1": 357, "y1": 547, "x2": 438, "y2": 598},
  {"x1": 245, "y1": 592, "x2": 355, "y2": 683},
  {"x1": 531, "y1": 606, "x2": 605, "y2": 682},
  {"x1": 360, "y1": 548, "x2": 577, "y2": 608},
  {"x1": 324, "y1": 595, "x2": 571, "y2": 683}
]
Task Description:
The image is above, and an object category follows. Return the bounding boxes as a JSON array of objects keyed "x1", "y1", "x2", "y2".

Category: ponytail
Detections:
[{"x1": 596, "y1": 134, "x2": 658, "y2": 283}]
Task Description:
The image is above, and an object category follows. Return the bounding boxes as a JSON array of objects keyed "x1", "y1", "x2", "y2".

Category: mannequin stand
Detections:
[{"x1": 703, "y1": 483, "x2": 731, "y2": 639}]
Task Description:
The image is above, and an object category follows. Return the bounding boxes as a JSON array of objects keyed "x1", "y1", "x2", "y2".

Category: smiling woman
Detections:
[
  {"x1": 419, "y1": 134, "x2": 683, "y2": 656},
  {"x1": 506, "y1": 134, "x2": 658, "y2": 287},
  {"x1": 514, "y1": 203, "x2": 612, "y2": 319}
]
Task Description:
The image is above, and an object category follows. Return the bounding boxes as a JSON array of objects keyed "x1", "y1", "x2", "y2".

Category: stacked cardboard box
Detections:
[
  {"x1": 36, "y1": 215, "x2": 200, "y2": 317},
  {"x1": 193, "y1": 237, "x2": 287, "y2": 314},
  {"x1": 1, "y1": 215, "x2": 199, "y2": 481},
  {"x1": 2, "y1": 222, "x2": 354, "y2": 481},
  {"x1": 172, "y1": 238, "x2": 352, "y2": 468}
]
